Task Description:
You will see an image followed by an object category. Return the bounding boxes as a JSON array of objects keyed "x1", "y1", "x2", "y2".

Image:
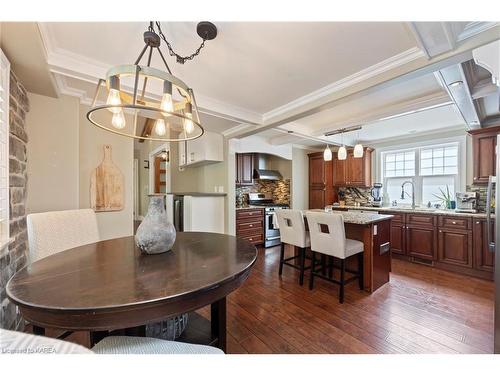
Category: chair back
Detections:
[
  {"x1": 27, "y1": 209, "x2": 100, "y2": 263},
  {"x1": 275, "y1": 209, "x2": 307, "y2": 248},
  {"x1": 305, "y1": 211, "x2": 347, "y2": 258}
]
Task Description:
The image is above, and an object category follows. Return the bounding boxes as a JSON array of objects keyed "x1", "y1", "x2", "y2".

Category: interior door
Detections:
[
  {"x1": 154, "y1": 156, "x2": 167, "y2": 193},
  {"x1": 494, "y1": 135, "x2": 500, "y2": 353}
]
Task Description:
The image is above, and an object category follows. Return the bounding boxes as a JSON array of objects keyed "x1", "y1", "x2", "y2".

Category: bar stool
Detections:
[
  {"x1": 275, "y1": 209, "x2": 311, "y2": 285},
  {"x1": 305, "y1": 211, "x2": 364, "y2": 303}
]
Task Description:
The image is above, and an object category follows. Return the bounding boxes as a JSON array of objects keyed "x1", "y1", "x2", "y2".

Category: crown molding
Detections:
[
  {"x1": 457, "y1": 22, "x2": 500, "y2": 43},
  {"x1": 262, "y1": 47, "x2": 427, "y2": 123}
]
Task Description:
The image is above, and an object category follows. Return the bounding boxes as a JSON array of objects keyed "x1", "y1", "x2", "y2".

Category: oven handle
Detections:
[{"x1": 266, "y1": 236, "x2": 281, "y2": 241}]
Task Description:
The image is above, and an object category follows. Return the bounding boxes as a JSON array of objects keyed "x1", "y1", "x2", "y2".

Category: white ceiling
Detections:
[{"x1": 42, "y1": 22, "x2": 417, "y2": 113}]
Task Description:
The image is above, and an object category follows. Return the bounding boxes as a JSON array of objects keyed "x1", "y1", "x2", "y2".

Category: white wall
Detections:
[
  {"x1": 79, "y1": 104, "x2": 134, "y2": 240},
  {"x1": 291, "y1": 147, "x2": 309, "y2": 209},
  {"x1": 26, "y1": 93, "x2": 79, "y2": 213}
]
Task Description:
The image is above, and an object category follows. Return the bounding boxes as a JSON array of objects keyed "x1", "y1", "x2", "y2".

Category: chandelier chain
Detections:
[{"x1": 155, "y1": 22, "x2": 208, "y2": 64}]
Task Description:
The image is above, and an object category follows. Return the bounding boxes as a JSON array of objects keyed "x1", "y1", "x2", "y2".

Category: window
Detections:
[
  {"x1": 0, "y1": 50, "x2": 9, "y2": 243},
  {"x1": 381, "y1": 142, "x2": 461, "y2": 208}
]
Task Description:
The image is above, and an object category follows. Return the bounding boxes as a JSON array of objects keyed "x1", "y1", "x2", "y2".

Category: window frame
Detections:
[{"x1": 376, "y1": 136, "x2": 466, "y2": 208}]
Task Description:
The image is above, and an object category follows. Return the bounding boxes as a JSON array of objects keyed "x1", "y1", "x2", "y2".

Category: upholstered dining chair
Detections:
[
  {"x1": 275, "y1": 209, "x2": 311, "y2": 285},
  {"x1": 0, "y1": 328, "x2": 223, "y2": 354},
  {"x1": 26, "y1": 209, "x2": 100, "y2": 263},
  {"x1": 305, "y1": 211, "x2": 364, "y2": 303}
]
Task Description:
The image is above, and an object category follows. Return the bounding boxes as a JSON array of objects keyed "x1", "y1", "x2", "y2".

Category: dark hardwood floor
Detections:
[{"x1": 198, "y1": 244, "x2": 494, "y2": 354}]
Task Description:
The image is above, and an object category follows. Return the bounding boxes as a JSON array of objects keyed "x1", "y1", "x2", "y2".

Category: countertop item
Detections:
[
  {"x1": 168, "y1": 192, "x2": 227, "y2": 197},
  {"x1": 90, "y1": 145, "x2": 124, "y2": 212},
  {"x1": 7, "y1": 232, "x2": 257, "y2": 352},
  {"x1": 331, "y1": 205, "x2": 493, "y2": 218}
]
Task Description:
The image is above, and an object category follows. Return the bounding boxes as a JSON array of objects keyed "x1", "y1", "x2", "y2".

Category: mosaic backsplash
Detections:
[
  {"x1": 467, "y1": 184, "x2": 494, "y2": 213},
  {"x1": 236, "y1": 179, "x2": 291, "y2": 207},
  {"x1": 338, "y1": 187, "x2": 372, "y2": 206}
]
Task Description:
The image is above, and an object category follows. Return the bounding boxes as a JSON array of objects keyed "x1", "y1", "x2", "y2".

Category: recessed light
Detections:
[{"x1": 449, "y1": 81, "x2": 463, "y2": 88}]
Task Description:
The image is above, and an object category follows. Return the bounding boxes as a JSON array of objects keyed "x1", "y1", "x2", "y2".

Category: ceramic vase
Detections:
[{"x1": 135, "y1": 195, "x2": 176, "y2": 254}]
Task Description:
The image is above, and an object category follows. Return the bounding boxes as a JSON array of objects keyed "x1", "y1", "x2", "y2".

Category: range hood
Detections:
[{"x1": 252, "y1": 153, "x2": 283, "y2": 181}]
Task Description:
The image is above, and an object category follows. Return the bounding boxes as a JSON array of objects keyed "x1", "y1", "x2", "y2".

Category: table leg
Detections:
[
  {"x1": 32, "y1": 325, "x2": 45, "y2": 336},
  {"x1": 89, "y1": 331, "x2": 108, "y2": 347},
  {"x1": 211, "y1": 297, "x2": 227, "y2": 352}
]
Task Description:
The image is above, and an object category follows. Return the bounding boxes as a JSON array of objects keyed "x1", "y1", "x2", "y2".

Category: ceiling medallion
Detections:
[{"x1": 86, "y1": 21, "x2": 217, "y2": 142}]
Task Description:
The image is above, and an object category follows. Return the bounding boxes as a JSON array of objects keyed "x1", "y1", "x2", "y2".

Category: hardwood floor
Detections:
[{"x1": 199, "y1": 245, "x2": 494, "y2": 354}]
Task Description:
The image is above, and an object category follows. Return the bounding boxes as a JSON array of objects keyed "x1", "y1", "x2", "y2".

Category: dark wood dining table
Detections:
[{"x1": 6, "y1": 232, "x2": 257, "y2": 352}]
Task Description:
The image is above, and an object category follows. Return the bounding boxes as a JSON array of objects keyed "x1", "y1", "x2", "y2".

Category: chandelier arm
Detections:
[
  {"x1": 134, "y1": 44, "x2": 150, "y2": 66},
  {"x1": 140, "y1": 46, "x2": 154, "y2": 101},
  {"x1": 155, "y1": 21, "x2": 207, "y2": 64}
]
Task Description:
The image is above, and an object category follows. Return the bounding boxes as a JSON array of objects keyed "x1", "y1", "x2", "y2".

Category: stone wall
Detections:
[
  {"x1": 0, "y1": 71, "x2": 29, "y2": 330},
  {"x1": 236, "y1": 179, "x2": 291, "y2": 207}
]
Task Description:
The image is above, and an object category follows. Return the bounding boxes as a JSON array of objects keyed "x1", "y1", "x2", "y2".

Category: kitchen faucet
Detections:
[{"x1": 401, "y1": 181, "x2": 416, "y2": 209}]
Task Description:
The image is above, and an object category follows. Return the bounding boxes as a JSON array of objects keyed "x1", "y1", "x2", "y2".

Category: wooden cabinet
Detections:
[
  {"x1": 406, "y1": 225, "x2": 438, "y2": 260},
  {"x1": 235, "y1": 153, "x2": 254, "y2": 186},
  {"x1": 236, "y1": 208, "x2": 264, "y2": 245},
  {"x1": 470, "y1": 126, "x2": 499, "y2": 184},
  {"x1": 332, "y1": 148, "x2": 372, "y2": 187},
  {"x1": 438, "y1": 228, "x2": 473, "y2": 268},
  {"x1": 386, "y1": 211, "x2": 405, "y2": 255},
  {"x1": 474, "y1": 219, "x2": 495, "y2": 272},
  {"x1": 308, "y1": 152, "x2": 334, "y2": 209}
]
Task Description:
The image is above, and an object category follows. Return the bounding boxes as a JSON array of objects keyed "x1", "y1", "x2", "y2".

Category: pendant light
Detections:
[
  {"x1": 86, "y1": 21, "x2": 218, "y2": 142},
  {"x1": 338, "y1": 132, "x2": 347, "y2": 160},
  {"x1": 323, "y1": 144, "x2": 332, "y2": 161},
  {"x1": 353, "y1": 129, "x2": 364, "y2": 158}
]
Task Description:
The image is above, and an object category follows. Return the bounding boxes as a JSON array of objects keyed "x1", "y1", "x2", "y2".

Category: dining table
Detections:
[{"x1": 6, "y1": 232, "x2": 257, "y2": 352}]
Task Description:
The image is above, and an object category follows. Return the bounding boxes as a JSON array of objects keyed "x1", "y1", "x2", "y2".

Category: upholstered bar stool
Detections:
[
  {"x1": 305, "y1": 211, "x2": 364, "y2": 303},
  {"x1": 275, "y1": 209, "x2": 311, "y2": 285}
]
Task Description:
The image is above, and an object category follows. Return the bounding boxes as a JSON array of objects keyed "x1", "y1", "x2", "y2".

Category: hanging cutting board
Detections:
[{"x1": 90, "y1": 145, "x2": 124, "y2": 212}]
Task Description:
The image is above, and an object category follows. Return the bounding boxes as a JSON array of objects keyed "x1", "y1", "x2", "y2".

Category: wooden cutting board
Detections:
[{"x1": 90, "y1": 145, "x2": 124, "y2": 212}]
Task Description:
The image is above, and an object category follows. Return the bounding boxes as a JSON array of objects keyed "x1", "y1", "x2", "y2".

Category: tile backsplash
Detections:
[
  {"x1": 338, "y1": 187, "x2": 372, "y2": 206},
  {"x1": 467, "y1": 184, "x2": 494, "y2": 212},
  {"x1": 236, "y1": 179, "x2": 290, "y2": 207}
]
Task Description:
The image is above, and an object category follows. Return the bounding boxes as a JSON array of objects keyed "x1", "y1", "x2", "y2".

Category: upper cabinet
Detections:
[
  {"x1": 308, "y1": 152, "x2": 334, "y2": 209},
  {"x1": 179, "y1": 131, "x2": 223, "y2": 168},
  {"x1": 332, "y1": 148, "x2": 372, "y2": 187},
  {"x1": 235, "y1": 153, "x2": 254, "y2": 186},
  {"x1": 470, "y1": 126, "x2": 499, "y2": 184}
]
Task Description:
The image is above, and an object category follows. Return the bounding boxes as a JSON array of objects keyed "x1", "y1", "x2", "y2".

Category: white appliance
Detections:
[{"x1": 490, "y1": 135, "x2": 500, "y2": 353}]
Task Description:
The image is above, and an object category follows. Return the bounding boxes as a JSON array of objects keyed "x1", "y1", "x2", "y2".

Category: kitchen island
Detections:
[{"x1": 279, "y1": 210, "x2": 393, "y2": 293}]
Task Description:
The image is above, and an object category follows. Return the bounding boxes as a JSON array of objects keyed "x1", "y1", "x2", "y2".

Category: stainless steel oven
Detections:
[{"x1": 248, "y1": 193, "x2": 289, "y2": 248}]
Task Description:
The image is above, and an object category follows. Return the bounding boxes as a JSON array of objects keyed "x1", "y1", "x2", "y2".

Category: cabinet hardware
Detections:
[
  {"x1": 439, "y1": 230, "x2": 442, "y2": 233},
  {"x1": 452, "y1": 221, "x2": 457, "y2": 224},
  {"x1": 476, "y1": 221, "x2": 480, "y2": 224},
  {"x1": 249, "y1": 224, "x2": 253, "y2": 227},
  {"x1": 249, "y1": 238, "x2": 253, "y2": 241}
]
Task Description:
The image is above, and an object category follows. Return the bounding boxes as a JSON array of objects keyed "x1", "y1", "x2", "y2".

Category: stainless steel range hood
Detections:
[{"x1": 252, "y1": 153, "x2": 283, "y2": 181}]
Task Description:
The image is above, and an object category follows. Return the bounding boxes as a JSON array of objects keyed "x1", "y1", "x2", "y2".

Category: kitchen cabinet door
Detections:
[
  {"x1": 438, "y1": 228, "x2": 473, "y2": 268},
  {"x1": 474, "y1": 219, "x2": 495, "y2": 272},
  {"x1": 332, "y1": 157, "x2": 346, "y2": 186},
  {"x1": 309, "y1": 187, "x2": 326, "y2": 209},
  {"x1": 236, "y1": 153, "x2": 254, "y2": 186},
  {"x1": 309, "y1": 153, "x2": 326, "y2": 187},
  {"x1": 406, "y1": 225, "x2": 437, "y2": 260},
  {"x1": 470, "y1": 126, "x2": 499, "y2": 184},
  {"x1": 390, "y1": 222, "x2": 406, "y2": 255},
  {"x1": 346, "y1": 151, "x2": 365, "y2": 186}
]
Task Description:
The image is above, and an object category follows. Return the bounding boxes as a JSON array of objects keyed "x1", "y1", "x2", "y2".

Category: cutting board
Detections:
[{"x1": 90, "y1": 145, "x2": 124, "y2": 212}]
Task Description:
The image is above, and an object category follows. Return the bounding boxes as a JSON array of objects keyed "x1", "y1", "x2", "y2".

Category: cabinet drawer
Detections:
[
  {"x1": 385, "y1": 211, "x2": 404, "y2": 224},
  {"x1": 406, "y1": 213, "x2": 436, "y2": 227},
  {"x1": 236, "y1": 209, "x2": 264, "y2": 221},
  {"x1": 438, "y1": 216, "x2": 471, "y2": 230},
  {"x1": 239, "y1": 232, "x2": 264, "y2": 245},
  {"x1": 237, "y1": 220, "x2": 263, "y2": 233}
]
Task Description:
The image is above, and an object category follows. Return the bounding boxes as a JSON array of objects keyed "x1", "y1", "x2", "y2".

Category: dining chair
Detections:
[
  {"x1": 275, "y1": 209, "x2": 311, "y2": 285},
  {"x1": 26, "y1": 209, "x2": 100, "y2": 262},
  {"x1": 305, "y1": 211, "x2": 364, "y2": 303},
  {"x1": 0, "y1": 328, "x2": 223, "y2": 354}
]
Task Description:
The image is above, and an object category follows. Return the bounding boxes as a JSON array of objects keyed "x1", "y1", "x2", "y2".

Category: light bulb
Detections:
[
  {"x1": 338, "y1": 146, "x2": 347, "y2": 160},
  {"x1": 155, "y1": 118, "x2": 167, "y2": 136},
  {"x1": 160, "y1": 93, "x2": 174, "y2": 113},
  {"x1": 184, "y1": 113, "x2": 194, "y2": 134},
  {"x1": 354, "y1": 143, "x2": 364, "y2": 158},
  {"x1": 111, "y1": 110, "x2": 126, "y2": 129},
  {"x1": 323, "y1": 145, "x2": 332, "y2": 161},
  {"x1": 106, "y1": 89, "x2": 122, "y2": 114}
]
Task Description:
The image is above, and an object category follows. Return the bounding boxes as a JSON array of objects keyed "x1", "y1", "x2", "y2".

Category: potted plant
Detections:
[{"x1": 433, "y1": 185, "x2": 456, "y2": 209}]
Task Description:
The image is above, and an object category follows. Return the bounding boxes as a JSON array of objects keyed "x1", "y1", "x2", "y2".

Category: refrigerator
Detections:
[{"x1": 491, "y1": 135, "x2": 500, "y2": 353}]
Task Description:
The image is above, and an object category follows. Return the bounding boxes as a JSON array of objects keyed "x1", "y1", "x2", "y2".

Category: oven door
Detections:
[{"x1": 264, "y1": 212, "x2": 280, "y2": 247}]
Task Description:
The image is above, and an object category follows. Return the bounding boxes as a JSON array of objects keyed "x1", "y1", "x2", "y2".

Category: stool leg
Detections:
[
  {"x1": 328, "y1": 256, "x2": 333, "y2": 279},
  {"x1": 299, "y1": 247, "x2": 306, "y2": 286},
  {"x1": 339, "y1": 258, "x2": 345, "y2": 304},
  {"x1": 279, "y1": 242, "x2": 285, "y2": 276},
  {"x1": 309, "y1": 251, "x2": 316, "y2": 290},
  {"x1": 358, "y1": 252, "x2": 364, "y2": 290},
  {"x1": 321, "y1": 254, "x2": 327, "y2": 275}
]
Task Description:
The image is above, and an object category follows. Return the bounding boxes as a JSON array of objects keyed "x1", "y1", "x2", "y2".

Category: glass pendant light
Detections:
[
  {"x1": 338, "y1": 132, "x2": 347, "y2": 160},
  {"x1": 184, "y1": 103, "x2": 194, "y2": 134},
  {"x1": 323, "y1": 144, "x2": 332, "y2": 161},
  {"x1": 155, "y1": 118, "x2": 167, "y2": 136},
  {"x1": 353, "y1": 129, "x2": 364, "y2": 158},
  {"x1": 160, "y1": 81, "x2": 174, "y2": 113},
  {"x1": 111, "y1": 110, "x2": 126, "y2": 129},
  {"x1": 106, "y1": 76, "x2": 122, "y2": 114}
]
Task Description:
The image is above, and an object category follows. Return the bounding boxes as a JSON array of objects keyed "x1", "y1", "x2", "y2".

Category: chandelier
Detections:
[{"x1": 86, "y1": 21, "x2": 217, "y2": 142}]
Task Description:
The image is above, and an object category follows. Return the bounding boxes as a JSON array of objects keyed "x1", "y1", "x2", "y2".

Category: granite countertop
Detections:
[
  {"x1": 169, "y1": 192, "x2": 227, "y2": 197},
  {"x1": 331, "y1": 205, "x2": 494, "y2": 219},
  {"x1": 308, "y1": 209, "x2": 393, "y2": 225},
  {"x1": 236, "y1": 205, "x2": 264, "y2": 210}
]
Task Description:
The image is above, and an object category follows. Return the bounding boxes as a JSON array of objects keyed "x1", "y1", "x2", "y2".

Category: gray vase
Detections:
[{"x1": 135, "y1": 195, "x2": 176, "y2": 254}]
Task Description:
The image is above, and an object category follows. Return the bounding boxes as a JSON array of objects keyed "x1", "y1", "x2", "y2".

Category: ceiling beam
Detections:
[{"x1": 139, "y1": 118, "x2": 155, "y2": 142}]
